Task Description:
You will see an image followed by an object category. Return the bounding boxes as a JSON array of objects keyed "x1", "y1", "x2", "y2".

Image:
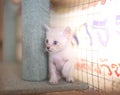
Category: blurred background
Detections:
[
  {"x1": 0, "y1": 0, "x2": 3, "y2": 61},
  {"x1": 0, "y1": 0, "x2": 22, "y2": 63}
]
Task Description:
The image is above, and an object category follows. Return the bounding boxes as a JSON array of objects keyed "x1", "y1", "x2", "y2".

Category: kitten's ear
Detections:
[
  {"x1": 64, "y1": 27, "x2": 72, "y2": 38},
  {"x1": 44, "y1": 24, "x2": 50, "y2": 32}
]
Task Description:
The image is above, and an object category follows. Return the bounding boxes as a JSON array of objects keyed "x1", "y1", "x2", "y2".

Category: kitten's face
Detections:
[{"x1": 44, "y1": 26, "x2": 72, "y2": 53}]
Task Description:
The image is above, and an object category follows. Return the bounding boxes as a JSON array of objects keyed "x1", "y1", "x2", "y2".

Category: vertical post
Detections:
[
  {"x1": 3, "y1": 0, "x2": 18, "y2": 63},
  {"x1": 22, "y1": 0, "x2": 49, "y2": 81}
]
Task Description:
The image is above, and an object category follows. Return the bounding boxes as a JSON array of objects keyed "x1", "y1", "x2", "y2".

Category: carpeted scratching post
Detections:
[{"x1": 22, "y1": 0, "x2": 49, "y2": 81}]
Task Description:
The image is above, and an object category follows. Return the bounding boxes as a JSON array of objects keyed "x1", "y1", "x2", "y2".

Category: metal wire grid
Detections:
[{"x1": 50, "y1": 0, "x2": 120, "y2": 94}]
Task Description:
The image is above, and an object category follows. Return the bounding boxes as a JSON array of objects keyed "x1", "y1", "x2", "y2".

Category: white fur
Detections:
[{"x1": 44, "y1": 25, "x2": 78, "y2": 84}]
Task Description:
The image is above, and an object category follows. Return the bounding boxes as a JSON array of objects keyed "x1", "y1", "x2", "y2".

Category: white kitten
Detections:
[{"x1": 44, "y1": 25, "x2": 78, "y2": 84}]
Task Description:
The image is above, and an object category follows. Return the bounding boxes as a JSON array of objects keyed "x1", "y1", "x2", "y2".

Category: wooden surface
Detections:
[
  {"x1": 50, "y1": 0, "x2": 104, "y2": 7},
  {"x1": 50, "y1": 0, "x2": 103, "y2": 13}
]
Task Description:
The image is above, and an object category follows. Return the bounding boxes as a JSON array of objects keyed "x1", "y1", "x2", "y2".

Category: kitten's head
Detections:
[{"x1": 44, "y1": 25, "x2": 72, "y2": 53}]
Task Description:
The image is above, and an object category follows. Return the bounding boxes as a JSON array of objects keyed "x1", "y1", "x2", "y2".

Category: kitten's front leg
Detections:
[
  {"x1": 62, "y1": 60, "x2": 74, "y2": 83},
  {"x1": 49, "y1": 59, "x2": 59, "y2": 84}
]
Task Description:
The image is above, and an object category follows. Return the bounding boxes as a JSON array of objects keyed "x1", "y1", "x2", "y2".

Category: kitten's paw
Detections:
[
  {"x1": 49, "y1": 78, "x2": 58, "y2": 84},
  {"x1": 66, "y1": 77, "x2": 74, "y2": 83}
]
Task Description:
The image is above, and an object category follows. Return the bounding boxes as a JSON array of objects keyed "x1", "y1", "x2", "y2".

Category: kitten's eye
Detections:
[
  {"x1": 46, "y1": 39, "x2": 48, "y2": 43},
  {"x1": 53, "y1": 41, "x2": 58, "y2": 45}
]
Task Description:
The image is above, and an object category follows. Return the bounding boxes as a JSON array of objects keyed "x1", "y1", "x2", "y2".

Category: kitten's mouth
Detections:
[
  {"x1": 46, "y1": 48, "x2": 53, "y2": 52},
  {"x1": 48, "y1": 50, "x2": 52, "y2": 52},
  {"x1": 47, "y1": 49, "x2": 60, "y2": 53}
]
